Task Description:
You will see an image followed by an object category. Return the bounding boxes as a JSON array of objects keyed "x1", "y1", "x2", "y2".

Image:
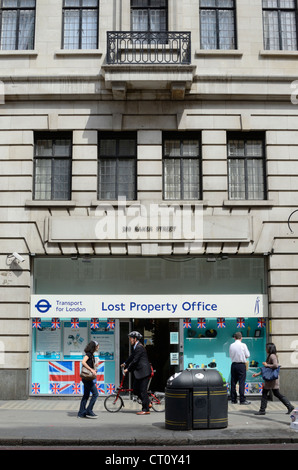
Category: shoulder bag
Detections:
[{"x1": 261, "y1": 365, "x2": 280, "y2": 381}]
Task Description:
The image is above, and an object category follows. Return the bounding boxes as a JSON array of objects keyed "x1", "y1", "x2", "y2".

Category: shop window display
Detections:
[
  {"x1": 183, "y1": 317, "x2": 266, "y2": 396},
  {"x1": 31, "y1": 318, "x2": 115, "y2": 396}
]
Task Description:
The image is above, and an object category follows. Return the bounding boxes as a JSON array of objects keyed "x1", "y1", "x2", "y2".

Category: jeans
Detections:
[{"x1": 78, "y1": 380, "x2": 98, "y2": 417}]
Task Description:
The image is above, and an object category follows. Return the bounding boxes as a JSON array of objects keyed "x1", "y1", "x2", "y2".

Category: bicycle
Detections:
[{"x1": 104, "y1": 368, "x2": 165, "y2": 413}]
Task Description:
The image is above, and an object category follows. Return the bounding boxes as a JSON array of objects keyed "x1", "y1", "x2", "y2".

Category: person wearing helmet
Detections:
[{"x1": 121, "y1": 331, "x2": 152, "y2": 415}]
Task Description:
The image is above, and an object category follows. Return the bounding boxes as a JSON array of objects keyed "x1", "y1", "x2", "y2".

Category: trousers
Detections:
[
  {"x1": 133, "y1": 375, "x2": 150, "y2": 411},
  {"x1": 260, "y1": 388, "x2": 292, "y2": 412},
  {"x1": 230, "y1": 362, "x2": 246, "y2": 403},
  {"x1": 78, "y1": 380, "x2": 99, "y2": 417}
]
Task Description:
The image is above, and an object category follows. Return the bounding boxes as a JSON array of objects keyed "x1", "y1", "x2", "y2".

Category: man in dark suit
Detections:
[{"x1": 122, "y1": 331, "x2": 152, "y2": 415}]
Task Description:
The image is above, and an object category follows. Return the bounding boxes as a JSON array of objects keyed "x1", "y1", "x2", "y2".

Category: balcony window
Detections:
[
  {"x1": 98, "y1": 133, "x2": 137, "y2": 200},
  {"x1": 62, "y1": 0, "x2": 98, "y2": 50},
  {"x1": 0, "y1": 0, "x2": 35, "y2": 50},
  {"x1": 131, "y1": 0, "x2": 167, "y2": 32},
  {"x1": 263, "y1": 0, "x2": 298, "y2": 50},
  {"x1": 163, "y1": 133, "x2": 201, "y2": 200},
  {"x1": 200, "y1": 0, "x2": 237, "y2": 50}
]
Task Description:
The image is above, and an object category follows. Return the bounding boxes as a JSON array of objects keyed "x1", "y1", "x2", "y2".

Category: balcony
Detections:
[{"x1": 102, "y1": 31, "x2": 195, "y2": 99}]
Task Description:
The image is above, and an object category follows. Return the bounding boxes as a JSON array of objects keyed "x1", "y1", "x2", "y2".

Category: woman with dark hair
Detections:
[
  {"x1": 253, "y1": 342, "x2": 294, "y2": 416},
  {"x1": 78, "y1": 340, "x2": 99, "y2": 419}
]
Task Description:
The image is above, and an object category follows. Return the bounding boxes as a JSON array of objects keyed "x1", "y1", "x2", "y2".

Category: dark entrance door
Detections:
[{"x1": 120, "y1": 319, "x2": 180, "y2": 392}]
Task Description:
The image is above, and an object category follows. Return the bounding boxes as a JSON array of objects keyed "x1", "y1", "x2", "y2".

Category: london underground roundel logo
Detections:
[{"x1": 35, "y1": 298, "x2": 52, "y2": 314}]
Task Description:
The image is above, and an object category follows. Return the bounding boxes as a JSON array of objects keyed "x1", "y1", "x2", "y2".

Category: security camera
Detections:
[{"x1": 12, "y1": 252, "x2": 25, "y2": 263}]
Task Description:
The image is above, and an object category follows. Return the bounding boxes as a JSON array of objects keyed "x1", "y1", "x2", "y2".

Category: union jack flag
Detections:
[
  {"x1": 245, "y1": 382, "x2": 249, "y2": 394},
  {"x1": 71, "y1": 383, "x2": 82, "y2": 395},
  {"x1": 106, "y1": 384, "x2": 115, "y2": 394},
  {"x1": 32, "y1": 383, "x2": 40, "y2": 394},
  {"x1": 107, "y1": 319, "x2": 115, "y2": 329},
  {"x1": 51, "y1": 318, "x2": 60, "y2": 329},
  {"x1": 183, "y1": 318, "x2": 192, "y2": 328},
  {"x1": 258, "y1": 318, "x2": 266, "y2": 328},
  {"x1": 97, "y1": 383, "x2": 105, "y2": 394},
  {"x1": 32, "y1": 318, "x2": 41, "y2": 329},
  {"x1": 258, "y1": 382, "x2": 264, "y2": 393},
  {"x1": 48, "y1": 360, "x2": 105, "y2": 395},
  {"x1": 237, "y1": 317, "x2": 245, "y2": 328},
  {"x1": 90, "y1": 318, "x2": 99, "y2": 329},
  {"x1": 71, "y1": 318, "x2": 79, "y2": 329},
  {"x1": 217, "y1": 318, "x2": 226, "y2": 328},
  {"x1": 197, "y1": 318, "x2": 206, "y2": 329}
]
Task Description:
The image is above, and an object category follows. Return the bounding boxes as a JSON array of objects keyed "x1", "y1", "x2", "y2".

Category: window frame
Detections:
[
  {"x1": 97, "y1": 132, "x2": 137, "y2": 201},
  {"x1": 162, "y1": 132, "x2": 202, "y2": 201},
  {"x1": 130, "y1": 0, "x2": 168, "y2": 32},
  {"x1": 0, "y1": 0, "x2": 36, "y2": 51},
  {"x1": 62, "y1": 0, "x2": 99, "y2": 50},
  {"x1": 262, "y1": 0, "x2": 298, "y2": 50},
  {"x1": 199, "y1": 0, "x2": 237, "y2": 50},
  {"x1": 33, "y1": 132, "x2": 73, "y2": 201},
  {"x1": 227, "y1": 132, "x2": 267, "y2": 201}
]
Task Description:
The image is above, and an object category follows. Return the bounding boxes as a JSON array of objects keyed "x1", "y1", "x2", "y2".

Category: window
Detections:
[
  {"x1": 0, "y1": 0, "x2": 35, "y2": 50},
  {"x1": 228, "y1": 134, "x2": 266, "y2": 200},
  {"x1": 62, "y1": 0, "x2": 98, "y2": 50},
  {"x1": 98, "y1": 133, "x2": 137, "y2": 200},
  {"x1": 34, "y1": 133, "x2": 72, "y2": 201},
  {"x1": 200, "y1": 0, "x2": 236, "y2": 50},
  {"x1": 131, "y1": 0, "x2": 167, "y2": 32},
  {"x1": 163, "y1": 133, "x2": 201, "y2": 200},
  {"x1": 262, "y1": 0, "x2": 298, "y2": 50}
]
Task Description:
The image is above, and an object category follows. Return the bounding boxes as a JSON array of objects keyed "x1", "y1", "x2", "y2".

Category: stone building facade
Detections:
[{"x1": 0, "y1": 0, "x2": 298, "y2": 400}]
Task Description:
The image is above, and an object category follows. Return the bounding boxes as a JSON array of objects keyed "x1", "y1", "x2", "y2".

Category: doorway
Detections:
[{"x1": 119, "y1": 319, "x2": 180, "y2": 392}]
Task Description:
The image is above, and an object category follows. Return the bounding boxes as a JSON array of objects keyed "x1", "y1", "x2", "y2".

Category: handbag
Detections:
[
  {"x1": 261, "y1": 365, "x2": 280, "y2": 381},
  {"x1": 80, "y1": 366, "x2": 96, "y2": 381}
]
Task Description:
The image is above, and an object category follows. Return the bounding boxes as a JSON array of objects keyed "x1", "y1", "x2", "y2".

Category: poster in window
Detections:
[
  {"x1": 63, "y1": 321, "x2": 88, "y2": 359},
  {"x1": 36, "y1": 321, "x2": 61, "y2": 360}
]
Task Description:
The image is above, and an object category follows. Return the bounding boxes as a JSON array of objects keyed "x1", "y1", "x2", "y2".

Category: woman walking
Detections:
[
  {"x1": 253, "y1": 342, "x2": 294, "y2": 416},
  {"x1": 78, "y1": 340, "x2": 99, "y2": 419}
]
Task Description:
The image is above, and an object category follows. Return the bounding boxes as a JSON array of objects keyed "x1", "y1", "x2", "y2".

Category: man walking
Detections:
[
  {"x1": 122, "y1": 331, "x2": 152, "y2": 415},
  {"x1": 229, "y1": 332, "x2": 251, "y2": 405}
]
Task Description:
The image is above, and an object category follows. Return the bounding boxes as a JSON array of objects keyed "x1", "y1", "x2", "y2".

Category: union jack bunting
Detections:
[
  {"x1": 31, "y1": 383, "x2": 40, "y2": 394},
  {"x1": 32, "y1": 318, "x2": 41, "y2": 329},
  {"x1": 217, "y1": 318, "x2": 226, "y2": 328},
  {"x1": 90, "y1": 318, "x2": 99, "y2": 329},
  {"x1": 106, "y1": 384, "x2": 115, "y2": 394},
  {"x1": 183, "y1": 318, "x2": 192, "y2": 328},
  {"x1": 107, "y1": 318, "x2": 115, "y2": 329},
  {"x1": 71, "y1": 318, "x2": 80, "y2": 329},
  {"x1": 71, "y1": 383, "x2": 82, "y2": 395},
  {"x1": 237, "y1": 317, "x2": 245, "y2": 328},
  {"x1": 258, "y1": 318, "x2": 266, "y2": 328},
  {"x1": 258, "y1": 382, "x2": 264, "y2": 393},
  {"x1": 197, "y1": 318, "x2": 206, "y2": 329},
  {"x1": 50, "y1": 382, "x2": 60, "y2": 394},
  {"x1": 97, "y1": 383, "x2": 105, "y2": 394},
  {"x1": 51, "y1": 318, "x2": 60, "y2": 329}
]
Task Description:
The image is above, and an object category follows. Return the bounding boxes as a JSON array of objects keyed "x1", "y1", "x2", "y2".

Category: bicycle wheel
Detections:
[
  {"x1": 150, "y1": 393, "x2": 165, "y2": 412},
  {"x1": 104, "y1": 394, "x2": 124, "y2": 412}
]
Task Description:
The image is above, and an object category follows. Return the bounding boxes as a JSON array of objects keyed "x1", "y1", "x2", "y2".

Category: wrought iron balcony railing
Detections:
[{"x1": 106, "y1": 31, "x2": 191, "y2": 65}]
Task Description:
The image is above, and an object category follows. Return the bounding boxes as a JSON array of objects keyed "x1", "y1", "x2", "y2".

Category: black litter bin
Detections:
[{"x1": 165, "y1": 369, "x2": 228, "y2": 430}]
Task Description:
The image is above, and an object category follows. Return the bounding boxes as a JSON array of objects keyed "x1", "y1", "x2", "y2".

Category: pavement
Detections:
[{"x1": 0, "y1": 397, "x2": 298, "y2": 448}]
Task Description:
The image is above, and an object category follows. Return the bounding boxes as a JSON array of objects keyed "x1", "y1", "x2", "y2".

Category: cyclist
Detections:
[{"x1": 121, "y1": 331, "x2": 152, "y2": 415}]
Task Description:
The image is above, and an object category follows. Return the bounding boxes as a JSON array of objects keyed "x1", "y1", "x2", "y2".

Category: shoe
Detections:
[
  {"x1": 136, "y1": 411, "x2": 150, "y2": 415},
  {"x1": 286, "y1": 405, "x2": 295, "y2": 415},
  {"x1": 86, "y1": 413, "x2": 98, "y2": 419},
  {"x1": 231, "y1": 401, "x2": 237, "y2": 404},
  {"x1": 77, "y1": 414, "x2": 86, "y2": 418},
  {"x1": 255, "y1": 411, "x2": 266, "y2": 415},
  {"x1": 240, "y1": 401, "x2": 251, "y2": 405}
]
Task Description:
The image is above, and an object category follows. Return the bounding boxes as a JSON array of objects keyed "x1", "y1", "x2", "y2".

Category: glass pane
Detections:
[
  {"x1": 132, "y1": 10, "x2": 148, "y2": 31},
  {"x1": 98, "y1": 160, "x2": 116, "y2": 199},
  {"x1": 228, "y1": 159, "x2": 245, "y2": 199},
  {"x1": 182, "y1": 159, "x2": 200, "y2": 199},
  {"x1": 280, "y1": 11, "x2": 297, "y2": 50},
  {"x1": 35, "y1": 139, "x2": 53, "y2": 157},
  {"x1": 63, "y1": 10, "x2": 80, "y2": 49},
  {"x1": 200, "y1": 10, "x2": 217, "y2": 49},
  {"x1": 54, "y1": 139, "x2": 72, "y2": 157},
  {"x1": 82, "y1": 9, "x2": 98, "y2": 49},
  {"x1": 263, "y1": 11, "x2": 280, "y2": 50},
  {"x1": 182, "y1": 140, "x2": 199, "y2": 157},
  {"x1": 18, "y1": 10, "x2": 35, "y2": 50},
  {"x1": 20, "y1": 0, "x2": 36, "y2": 7},
  {"x1": 52, "y1": 159, "x2": 71, "y2": 200},
  {"x1": 246, "y1": 140, "x2": 263, "y2": 157},
  {"x1": 247, "y1": 159, "x2": 264, "y2": 200},
  {"x1": 118, "y1": 139, "x2": 136, "y2": 157},
  {"x1": 34, "y1": 159, "x2": 52, "y2": 200},
  {"x1": 0, "y1": 10, "x2": 18, "y2": 50},
  {"x1": 164, "y1": 140, "x2": 181, "y2": 157},
  {"x1": 118, "y1": 159, "x2": 136, "y2": 199},
  {"x1": 164, "y1": 159, "x2": 181, "y2": 199},
  {"x1": 99, "y1": 139, "x2": 116, "y2": 156},
  {"x1": 228, "y1": 140, "x2": 245, "y2": 157},
  {"x1": 218, "y1": 9, "x2": 235, "y2": 49},
  {"x1": 262, "y1": 0, "x2": 278, "y2": 7}
]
